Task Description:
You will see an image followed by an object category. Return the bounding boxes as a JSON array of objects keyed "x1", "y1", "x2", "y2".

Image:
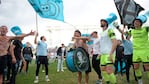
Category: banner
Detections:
[
  {"x1": 28, "y1": 0, "x2": 64, "y2": 21},
  {"x1": 114, "y1": 0, "x2": 144, "y2": 25}
]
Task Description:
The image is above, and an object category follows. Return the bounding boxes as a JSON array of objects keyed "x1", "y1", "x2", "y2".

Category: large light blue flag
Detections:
[{"x1": 28, "y1": 0, "x2": 64, "y2": 21}]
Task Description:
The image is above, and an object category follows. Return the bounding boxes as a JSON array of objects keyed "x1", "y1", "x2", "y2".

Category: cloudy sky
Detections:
[{"x1": 0, "y1": 0, "x2": 149, "y2": 47}]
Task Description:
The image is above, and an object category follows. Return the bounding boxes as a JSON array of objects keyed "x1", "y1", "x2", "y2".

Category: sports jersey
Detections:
[
  {"x1": 130, "y1": 27, "x2": 149, "y2": 62},
  {"x1": 100, "y1": 28, "x2": 116, "y2": 54},
  {"x1": 130, "y1": 27, "x2": 149, "y2": 50},
  {"x1": 122, "y1": 40, "x2": 133, "y2": 55},
  {"x1": 36, "y1": 41, "x2": 48, "y2": 56}
]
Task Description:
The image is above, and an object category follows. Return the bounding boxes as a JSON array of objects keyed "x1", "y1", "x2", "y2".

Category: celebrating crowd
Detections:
[{"x1": 0, "y1": 14, "x2": 149, "y2": 84}]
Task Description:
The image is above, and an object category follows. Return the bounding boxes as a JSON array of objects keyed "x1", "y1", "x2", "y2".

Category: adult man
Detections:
[
  {"x1": 114, "y1": 39, "x2": 124, "y2": 75},
  {"x1": 128, "y1": 18, "x2": 149, "y2": 84},
  {"x1": 99, "y1": 19, "x2": 117, "y2": 84},
  {"x1": 121, "y1": 30, "x2": 134, "y2": 83},
  {"x1": 9, "y1": 35, "x2": 25, "y2": 84},
  {"x1": 91, "y1": 31, "x2": 102, "y2": 83},
  {"x1": 72, "y1": 30, "x2": 91, "y2": 84},
  {"x1": 0, "y1": 25, "x2": 34, "y2": 84},
  {"x1": 115, "y1": 15, "x2": 149, "y2": 84},
  {"x1": 34, "y1": 32, "x2": 50, "y2": 83},
  {"x1": 56, "y1": 43, "x2": 66, "y2": 72}
]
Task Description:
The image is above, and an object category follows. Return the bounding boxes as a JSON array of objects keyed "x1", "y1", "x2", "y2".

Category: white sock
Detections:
[
  {"x1": 36, "y1": 76, "x2": 38, "y2": 80},
  {"x1": 46, "y1": 75, "x2": 49, "y2": 79}
]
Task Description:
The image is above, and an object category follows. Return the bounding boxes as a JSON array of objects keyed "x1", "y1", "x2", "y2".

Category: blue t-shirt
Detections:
[
  {"x1": 36, "y1": 41, "x2": 48, "y2": 56},
  {"x1": 123, "y1": 40, "x2": 133, "y2": 55}
]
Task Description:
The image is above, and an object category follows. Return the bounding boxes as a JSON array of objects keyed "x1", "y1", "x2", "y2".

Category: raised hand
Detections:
[{"x1": 29, "y1": 30, "x2": 35, "y2": 35}]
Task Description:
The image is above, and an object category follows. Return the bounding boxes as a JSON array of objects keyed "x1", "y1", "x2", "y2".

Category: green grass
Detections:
[{"x1": 16, "y1": 59, "x2": 148, "y2": 84}]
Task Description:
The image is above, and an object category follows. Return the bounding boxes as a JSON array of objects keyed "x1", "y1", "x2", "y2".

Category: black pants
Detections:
[
  {"x1": 114, "y1": 57, "x2": 124, "y2": 75},
  {"x1": 3, "y1": 55, "x2": 12, "y2": 81},
  {"x1": 124, "y1": 54, "x2": 133, "y2": 82},
  {"x1": 19, "y1": 60, "x2": 30, "y2": 73},
  {"x1": 10, "y1": 60, "x2": 20, "y2": 84},
  {"x1": 92, "y1": 54, "x2": 102, "y2": 79},
  {"x1": 36, "y1": 56, "x2": 48, "y2": 76}
]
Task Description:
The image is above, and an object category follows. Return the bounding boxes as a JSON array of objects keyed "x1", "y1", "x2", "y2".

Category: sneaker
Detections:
[
  {"x1": 127, "y1": 81, "x2": 130, "y2": 84},
  {"x1": 138, "y1": 79, "x2": 143, "y2": 84},
  {"x1": 46, "y1": 78, "x2": 50, "y2": 82},
  {"x1": 57, "y1": 70, "x2": 59, "y2": 72},
  {"x1": 96, "y1": 79, "x2": 102, "y2": 84},
  {"x1": 61, "y1": 70, "x2": 64, "y2": 72},
  {"x1": 34, "y1": 79, "x2": 39, "y2": 83}
]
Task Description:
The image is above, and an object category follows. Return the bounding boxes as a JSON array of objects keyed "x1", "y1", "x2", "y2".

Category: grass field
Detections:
[{"x1": 16, "y1": 59, "x2": 148, "y2": 84}]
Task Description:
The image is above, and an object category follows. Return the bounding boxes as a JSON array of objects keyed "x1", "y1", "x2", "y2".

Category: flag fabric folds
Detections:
[
  {"x1": 28, "y1": 0, "x2": 64, "y2": 21},
  {"x1": 114, "y1": 0, "x2": 144, "y2": 25}
]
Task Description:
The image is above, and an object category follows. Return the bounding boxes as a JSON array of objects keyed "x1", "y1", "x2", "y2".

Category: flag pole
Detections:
[{"x1": 35, "y1": 13, "x2": 38, "y2": 32}]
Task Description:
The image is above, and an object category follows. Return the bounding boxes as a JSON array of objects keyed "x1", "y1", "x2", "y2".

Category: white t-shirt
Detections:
[
  {"x1": 61, "y1": 47, "x2": 65, "y2": 56},
  {"x1": 100, "y1": 29, "x2": 114, "y2": 54},
  {"x1": 92, "y1": 38, "x2": 101, "y2": 55}
]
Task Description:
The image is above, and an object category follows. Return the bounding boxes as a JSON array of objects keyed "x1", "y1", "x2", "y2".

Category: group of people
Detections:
[
  {"x1": 0, "y1": 25, "x2": 51, "y2": 84},
  {"x1": 0, "y1": 15, "x2": 149, "y2": 84},
  {"x1": 71, "y1": 17, "x2": 149, "y2": 84},
  {"x1": 0, "y1": 25, "x2": 34, "y2": 84}
]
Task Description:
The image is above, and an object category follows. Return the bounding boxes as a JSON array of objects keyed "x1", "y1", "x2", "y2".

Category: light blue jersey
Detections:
[
  {"x1": 123, "y1": 40, "x2": 133, "y2": 55},
  {"x1": 36, "y1": 41, "x2": 48, "y2": 56}
]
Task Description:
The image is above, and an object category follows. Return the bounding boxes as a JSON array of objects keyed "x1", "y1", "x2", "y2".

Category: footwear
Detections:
[
  {"x1": 127, "y1": 81, "x2": 130, "y2": 84},
  {"x1": 96, "y1": 79, "x2": 102, "y2": 84},
  {"x1": 61, "y1": 70, "x2": 64, "y2": 72},
  {"x1": 46, "y1": 78, "x2": 50, "y2": 82},
  {"x1": 57, "y1": 70, "x2": 59, "y2": 72},
  {"x1": 34, "y1": 79, "x2": 39, "y2": 83},
  {"x1": 138, "y1": 79, "x2": 143, "y2": 84}
]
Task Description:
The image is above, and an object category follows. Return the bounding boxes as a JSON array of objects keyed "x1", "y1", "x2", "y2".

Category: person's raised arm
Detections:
[
  {"x1": 34, "y1": 32, "x2": 38, "y2": 44},
  {"x1": 72, "y1": 36, "x2": 90, "y2": 41},
  {"x1": 113, "y1": 22, "x2": 125, "y2": 34},
  {"x1": 9, "y1": 30, "x2": 35, "y2": 40}
]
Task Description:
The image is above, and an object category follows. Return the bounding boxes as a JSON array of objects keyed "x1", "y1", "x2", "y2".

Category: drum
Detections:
[{"x1": 66, "y1": 47, "x2": 89, "y2": 72}]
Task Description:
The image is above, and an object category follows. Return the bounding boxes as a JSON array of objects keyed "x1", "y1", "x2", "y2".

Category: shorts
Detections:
[
  {"x1": 0, "y1": 55, "x2": 7, "y2": 74},
  {"x1": 85, "y1": 55, "x2": 91, "y2": 73},
  {"x1": 133, "y1": 49, "x2": 149, "y2": 63},
  {"x1": 100, "y1": 54, "x2": 115, "y2": 66},
  {"x1": 80, "y1": 47, "x2": 91, "y2": 73},
  {"x1": 37, "y1": 56, "x2": 48, "y2": 64}
]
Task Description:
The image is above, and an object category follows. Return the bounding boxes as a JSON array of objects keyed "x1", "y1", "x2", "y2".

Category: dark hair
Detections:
[
  {"x1": 75, "y1": 30, "x2": 81, "y2": 36},
  {"x1": 93, "y1": 31, "x2": 97, "y2": 34},
  {"x1": 40, "y1": 36, "x2": 44, "y2": 40},
  {"x1": 100, "y1": 19, "x2": 108, "y2": 27},
  {"x1": 91, "y1": 31, "x2": 97, "y2": 36},
  {"x1": 133, "y1": 19, "x2": 143, "y2": 26}
]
